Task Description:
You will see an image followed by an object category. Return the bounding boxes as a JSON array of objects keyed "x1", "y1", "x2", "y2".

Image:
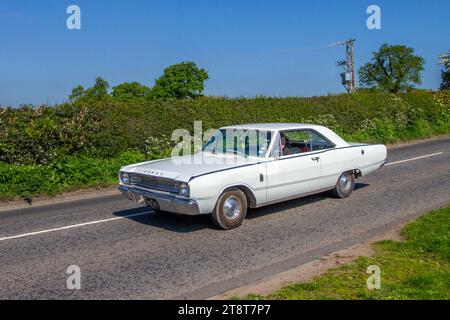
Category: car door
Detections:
[
  {"x1": 264, "y1": 130, "x2": 322, "y2": 202},
  {"x1": 308, "y1": 129, "x2": 340, "y2": 189}
]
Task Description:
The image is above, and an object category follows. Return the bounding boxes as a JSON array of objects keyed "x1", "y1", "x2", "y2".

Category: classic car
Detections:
[{"x1": 118, "y1": 123, "x2": 387, "y2": 229}]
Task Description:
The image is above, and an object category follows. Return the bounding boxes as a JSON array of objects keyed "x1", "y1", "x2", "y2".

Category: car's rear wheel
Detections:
[
  {"x1": 211, "y1": 189, "x2": 247, "y2": 230},
  {"x1": 331, "y1": 171, "x2": 355, "y2": 198}
]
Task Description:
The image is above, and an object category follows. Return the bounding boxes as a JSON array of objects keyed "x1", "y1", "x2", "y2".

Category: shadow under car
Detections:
[{"x1": 113, "y1": 182, "x2": 370, "y2": 232}]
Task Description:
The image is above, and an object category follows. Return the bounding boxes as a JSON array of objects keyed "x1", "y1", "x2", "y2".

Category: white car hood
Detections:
[{"x1": 122, "y1": 152, "x2": 260, "y2": 182}]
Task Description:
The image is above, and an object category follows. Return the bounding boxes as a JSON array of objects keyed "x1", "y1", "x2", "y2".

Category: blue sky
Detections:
[{"x1": 0, "y1": 0, "x2": 449, "y2": 106}]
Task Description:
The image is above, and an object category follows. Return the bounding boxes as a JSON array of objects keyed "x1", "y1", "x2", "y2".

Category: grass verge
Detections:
[{"x1": 240, "y1": 205, "x2": 450, "y2": 300}]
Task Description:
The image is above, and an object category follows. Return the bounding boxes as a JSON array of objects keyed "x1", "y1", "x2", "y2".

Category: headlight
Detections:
[
  {"x1": 121, "y1": 172, "x2": 129, "y2": 184},
  {"x1": 178, "y1": 182, "x2": 189, "y2": 197}
]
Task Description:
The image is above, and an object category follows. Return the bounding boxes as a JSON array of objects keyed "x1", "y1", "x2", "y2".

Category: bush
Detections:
[
  {"x1": 2, "y1": 91, "x2": 449, "y2": 163},
  {"x1": 0, "y1": 90, "x2": 449, "y2": 198},
  {"x1": 0, "y1": 151, "x2": 148, "y2": 199}
]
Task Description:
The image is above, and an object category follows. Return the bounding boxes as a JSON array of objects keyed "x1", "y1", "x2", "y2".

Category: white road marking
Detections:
[
  {"x1": 385, "y1": 152, "x2": 443, "y2": 166},
  {"x1": 0, "y1": 211, "x2": 151, "y2": 242},
  {"x1": 0, "y1": 151, "x2": 445, "y2": 242}
]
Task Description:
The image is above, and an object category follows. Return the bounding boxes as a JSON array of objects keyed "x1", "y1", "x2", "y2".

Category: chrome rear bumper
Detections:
[{"x1": 118, "y1": 185, "x2": 200, "y2": 215}]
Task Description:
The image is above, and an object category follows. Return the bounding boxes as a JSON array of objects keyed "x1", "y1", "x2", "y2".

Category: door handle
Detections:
[{"x1": 311, "y1": 156, "x2": 320, "y2": 162}]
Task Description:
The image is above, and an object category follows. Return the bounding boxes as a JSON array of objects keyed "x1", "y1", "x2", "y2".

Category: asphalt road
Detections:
[{"x1": 0, "y1": 137, "x2": 449, "y2": 299}]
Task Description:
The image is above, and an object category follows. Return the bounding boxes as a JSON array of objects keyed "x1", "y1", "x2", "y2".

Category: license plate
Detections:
[{"x1": 146, "y1": 198, "x2": 160, "y2": 210}]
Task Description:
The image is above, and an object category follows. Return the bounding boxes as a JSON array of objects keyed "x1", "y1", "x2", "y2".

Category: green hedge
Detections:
[
  {"x1": 0, "y1": 90, "x2": 449, "y2": 199},
  {"x1": 0, "y1": 151, "x2": 147, "y2": 199}
]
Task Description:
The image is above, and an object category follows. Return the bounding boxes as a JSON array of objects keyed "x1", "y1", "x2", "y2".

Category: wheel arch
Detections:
[
  {"x1": 339, "y1": 168, "x2": 362, "y2": 179},
  {"x1": 352, "y1": 168, "x2": 362, "y2": 178},
  {"x1": 219, "y1": 184, "x2": 257, "y2": 208}
]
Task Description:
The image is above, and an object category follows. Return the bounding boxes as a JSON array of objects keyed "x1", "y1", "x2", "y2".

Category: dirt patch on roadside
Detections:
[
  {"x1": 386, "y1": 134, "x2": 450, "y2": 150},
  {"x1": 0, "y1": 186, "x2": 120, "y2": 212},
  {"x1": 208, "y1": 224, "x2": 405, "y2": 300}
]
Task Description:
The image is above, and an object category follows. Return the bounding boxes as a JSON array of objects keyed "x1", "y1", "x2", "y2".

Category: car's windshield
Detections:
[{"x1": 203, "y1": 129, "x2": 272, "y2": 158}]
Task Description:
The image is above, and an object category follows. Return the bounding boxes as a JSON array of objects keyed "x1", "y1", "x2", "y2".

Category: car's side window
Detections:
[
  {"x1": 308, "y1": 130, "x2": 335, "y2": 151},
  {"x1": 279, "y1": 130, "x2": 311, "y2": 156}
]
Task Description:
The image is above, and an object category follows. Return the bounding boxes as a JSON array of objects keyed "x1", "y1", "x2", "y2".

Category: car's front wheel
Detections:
[
  {"x1": 211, "y1": 189, "x2": 247, "y2": 230},
  {"x1": 331, "y1": 171, "x2": 355, "y2": 198}
]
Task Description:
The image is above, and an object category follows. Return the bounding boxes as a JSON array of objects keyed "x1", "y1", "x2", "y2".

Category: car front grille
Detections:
[{"x1": 129, "y1": 174, "x2": 177, "y2": 193}]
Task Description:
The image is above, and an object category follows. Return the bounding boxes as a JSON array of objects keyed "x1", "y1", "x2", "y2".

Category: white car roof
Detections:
[
  {"x1": 220, "y1": 123, "x2": 349, "y2": 147},
  {"x1": 221, "y1": 123, "x2": 324, "y2": 131}
]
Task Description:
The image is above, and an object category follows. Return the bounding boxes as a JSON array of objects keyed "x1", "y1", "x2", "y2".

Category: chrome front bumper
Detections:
[{"x1": 118, "y1": 185, "x2": 200, "y2": 215}]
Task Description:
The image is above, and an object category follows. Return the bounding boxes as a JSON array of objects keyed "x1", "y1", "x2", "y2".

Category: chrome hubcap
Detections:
[
  {"x1": 339, "y1": 173, "x2": 352, "y2": 191},
  {"x1": 223, "y1": 196, "x2": 241, "y2": 220}
]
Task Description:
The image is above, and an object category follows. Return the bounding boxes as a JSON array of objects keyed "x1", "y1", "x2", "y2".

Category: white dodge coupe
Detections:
[{"x1": 119, "y1": 123, "x2": 387, "y2": 229}]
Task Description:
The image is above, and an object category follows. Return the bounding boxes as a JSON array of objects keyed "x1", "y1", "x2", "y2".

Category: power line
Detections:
[{"x1": 329, "y1": 39, "x2": 356, "y2": 93}]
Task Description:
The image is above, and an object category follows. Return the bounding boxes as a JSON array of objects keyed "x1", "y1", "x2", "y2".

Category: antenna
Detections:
[{"x1": 329, "y1": 39, "x2": 356, "y2": 93}]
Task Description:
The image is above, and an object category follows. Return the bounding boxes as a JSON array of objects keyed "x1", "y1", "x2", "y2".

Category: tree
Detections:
[
  {"x1": 111, "y1": 82, "x2": 151, "y2": 100},
  {"x1": 86, "y1": 77, "x2": 109, "y2": 99},
  {"x1": 150, "y1": 61, "x2": 209, "y2": 99},
  {"x1": 438, "y1": 51, "x2": 450, "y2": 90},
  {"x1": 69, "y1": 85, "x2": 85, "y2": 101},
  {"x1": 358, "y1": 44, "x2": 425, "y2": 93},
  {"x1": 68, "y1": 77, "x2": 110, "y2": 101}
]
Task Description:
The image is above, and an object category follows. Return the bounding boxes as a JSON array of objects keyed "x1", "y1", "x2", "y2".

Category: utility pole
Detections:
[{"x1": 329, "y1": 39, "x2": 356, "y2": 93}]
